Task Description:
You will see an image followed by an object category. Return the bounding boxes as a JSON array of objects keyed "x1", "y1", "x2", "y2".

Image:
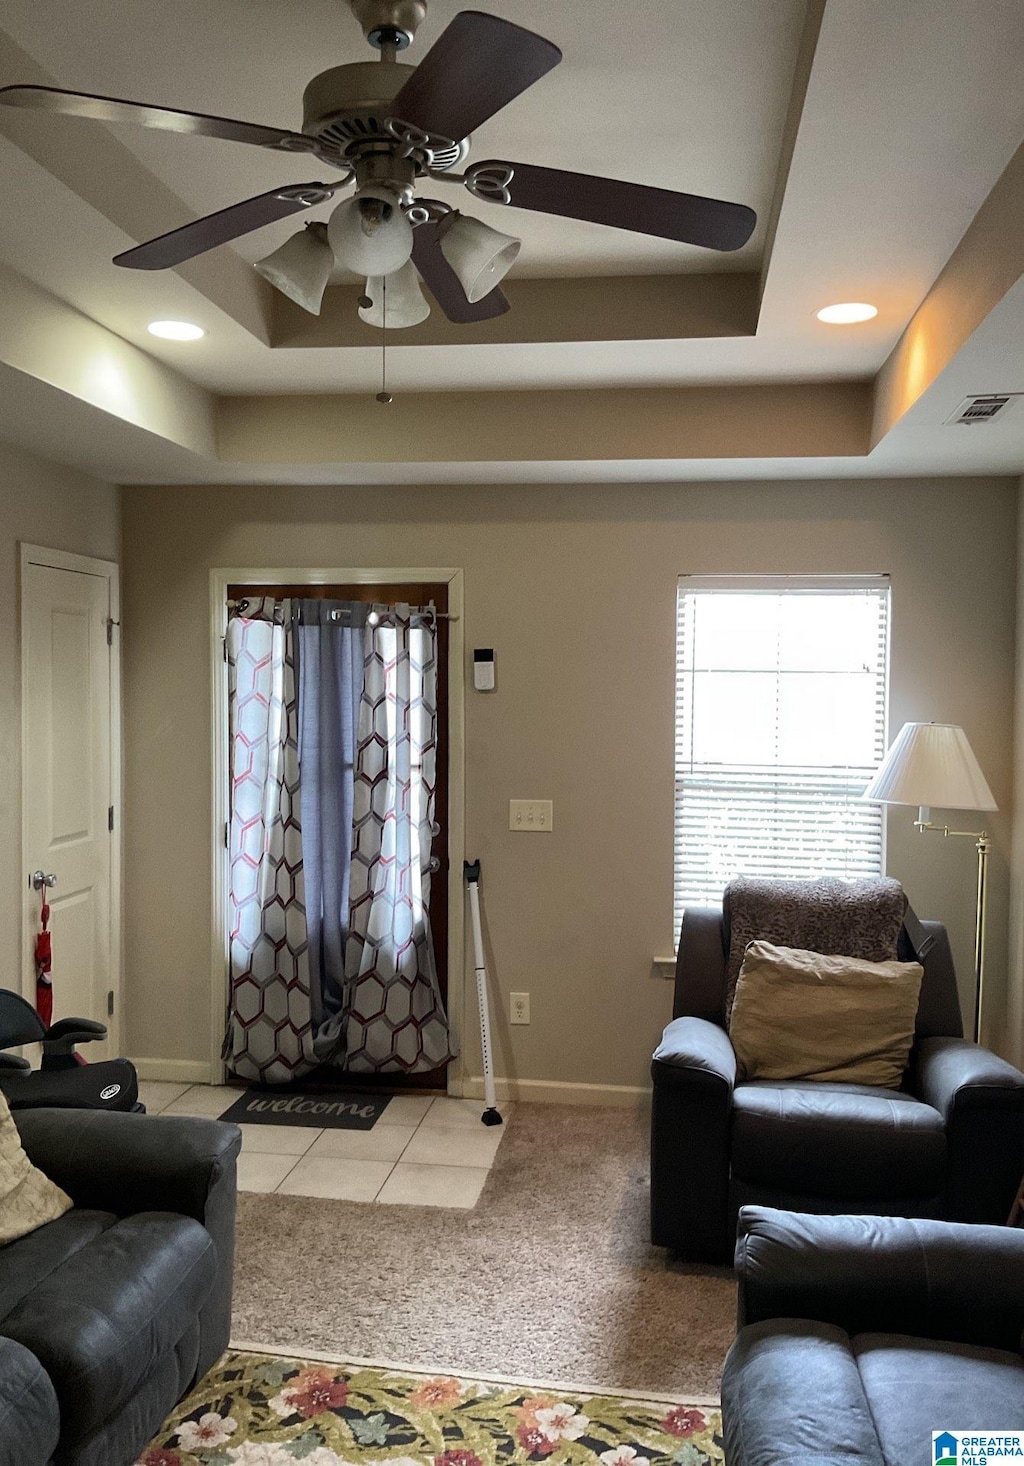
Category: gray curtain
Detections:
[{"x1": 294, "y1": 599, "x2": 368, "y2": 1059}]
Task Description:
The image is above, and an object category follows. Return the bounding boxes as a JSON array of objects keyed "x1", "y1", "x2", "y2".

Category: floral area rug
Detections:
[{"x1": 136, "y1": 1352, "x2": 723, "y2": 1466}]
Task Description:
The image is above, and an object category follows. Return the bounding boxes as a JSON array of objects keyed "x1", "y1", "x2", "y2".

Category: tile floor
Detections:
[{"x1": 137, "y1": 1082, "x2": 511, "y2": 1208}]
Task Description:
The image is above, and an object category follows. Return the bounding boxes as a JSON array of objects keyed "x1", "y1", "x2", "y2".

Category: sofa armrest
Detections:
[
  {"x1": 652, "y1": 1016, "x2": 737, "y2": 1091},
  {"x1": 735, "y1": 1206, "x2": 1024, "y2": 1352},
  {"x1": 673, "y1": 906, "x2": 728, "y2": 1022},
  {"x1": 15, "y1": 1108, "x2": 241, "y2": 1376},
  {"x1": 913, "y1": 1037, "x2": 1024, "y2": 1223},
  {"x1": 914, "y1": 1036, "x2": 1024, "y2": 1116},
  {"x1": 650, "y1": 1019, "x2": 736, "y2": 1260},
  {"x1": 0, "y1": 1336, "x2": 60, "y2": 1466},
  {"x1": 15, "y1": 1108, "x2": 240, "y2": 1222}
]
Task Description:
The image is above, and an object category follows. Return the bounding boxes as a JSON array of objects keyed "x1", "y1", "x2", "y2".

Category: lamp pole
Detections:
[{"x1": 915, "y1": 806, "x2": 990, "y2": 1043}]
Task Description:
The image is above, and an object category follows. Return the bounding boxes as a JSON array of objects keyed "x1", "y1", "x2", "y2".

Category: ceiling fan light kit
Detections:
[
  {"x1": 437, "y1": 209, "x2": 520, "y2": 303},
  {"x1": 327, "y1": 184, "x2": 414, "y2": 275},
  {"x1": 0, "y1": 0, "x2": 758, "y2": 332},
  {"x1": 359, "y1": 261, "x2": 431, "y2": 328},
  {"x1": 254, "y1": 221, "x2": 334, "y2": 314}
]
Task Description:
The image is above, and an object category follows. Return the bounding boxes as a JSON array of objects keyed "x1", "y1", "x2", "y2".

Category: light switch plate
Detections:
[{"x1": 509, "y1": 799, "x2": 553, "y2": 831}]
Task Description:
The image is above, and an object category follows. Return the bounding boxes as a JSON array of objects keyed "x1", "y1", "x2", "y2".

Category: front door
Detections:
[
  {"x1": 227, "y1": 580, "x2": 450, "y2": 1091},
  {"x1": 21, "y1": 549, "x2": 119, "y2": 1055}
]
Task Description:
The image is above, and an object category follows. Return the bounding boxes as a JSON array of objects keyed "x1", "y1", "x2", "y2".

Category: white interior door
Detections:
[{"x1": 21, "y1": 549, "x2": 119, "y2": 1057}]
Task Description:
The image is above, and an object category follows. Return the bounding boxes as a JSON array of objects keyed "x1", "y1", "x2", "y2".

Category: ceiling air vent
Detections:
[{"x1": 946, "y1": 394, "x2": 1022, "y2": 425}]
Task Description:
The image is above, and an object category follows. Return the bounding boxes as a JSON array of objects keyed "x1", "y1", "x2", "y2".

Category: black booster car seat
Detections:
[{"x1": 0, "y1": 989, "x2": 142, "y2": 1111}]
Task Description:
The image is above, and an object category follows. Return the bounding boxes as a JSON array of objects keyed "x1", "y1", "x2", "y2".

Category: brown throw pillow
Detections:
[
  {"x1": 729, "y1": 939, "x2": 923, "y2": 1089},
  {"x1": 0, "y1": 1091, "x2": 72, "y2": 1244},
  {"x1": 722, "y1": 875, "x2": 907, "y2": 1019}
]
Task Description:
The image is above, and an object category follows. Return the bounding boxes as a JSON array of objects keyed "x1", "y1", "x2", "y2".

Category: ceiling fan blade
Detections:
[
  {"x1": 390, "y1": 11, "x2": 561, "y2": 143},
  {"x1": 0, "y1": 84, "x2": 316, "y2": 154},
  {"x1": 466, "y1": 159, "x2": 757, "y2": 252},
  {"x1": 411, "y1": 221, "x2": 509, "y2": 323},
  {"x1": 113, "y1": 184, "x2": 337, "y2": 270}
]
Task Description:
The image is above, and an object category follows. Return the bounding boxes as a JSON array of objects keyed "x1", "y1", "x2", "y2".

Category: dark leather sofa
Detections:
[
  {"x1": 651, "y1": 905, "x2": 1024, "y2": 1260},
  {"x1": 722, "y1": 1206, "x2": 1024, "y2": 1466},
  {"x1": 0, "y1": 1107, "x2": 241, "y2": 1466}
]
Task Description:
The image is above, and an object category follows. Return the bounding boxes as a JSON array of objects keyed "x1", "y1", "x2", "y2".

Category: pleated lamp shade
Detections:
[{"x1": 863, "y1": 723, "x2": 996, "y2": 812}]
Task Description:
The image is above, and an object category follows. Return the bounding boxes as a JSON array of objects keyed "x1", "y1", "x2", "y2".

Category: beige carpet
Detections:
[{"x1": 232, "y1": 1103, "x2": 736, "y2": 1399}]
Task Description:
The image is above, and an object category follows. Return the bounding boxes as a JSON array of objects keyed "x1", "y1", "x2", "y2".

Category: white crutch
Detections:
[{"x1": 463, "y1": 860, "x2": 502, "y2": 1126}]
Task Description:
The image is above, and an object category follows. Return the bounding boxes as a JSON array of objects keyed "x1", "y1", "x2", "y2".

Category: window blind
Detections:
[{"x1": 674, "y1": 575, "x2": 890, "y2": 934}]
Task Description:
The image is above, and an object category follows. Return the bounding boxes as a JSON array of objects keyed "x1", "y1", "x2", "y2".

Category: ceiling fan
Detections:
[{"x1": 0, "y1": 0, "x2": 757, "y2": 327}]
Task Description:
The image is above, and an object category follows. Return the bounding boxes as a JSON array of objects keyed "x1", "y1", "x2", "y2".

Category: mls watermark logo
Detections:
[{"x1": 934, "y1": 1432, "x2": 1024, "y2": 1464}]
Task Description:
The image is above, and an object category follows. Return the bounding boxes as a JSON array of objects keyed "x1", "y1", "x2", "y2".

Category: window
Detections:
[{"x1": 674, "y1": 575, "x2": 890, "y2": 930}]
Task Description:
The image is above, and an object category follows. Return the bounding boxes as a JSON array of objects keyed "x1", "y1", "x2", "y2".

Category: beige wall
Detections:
[
  {"x1": 121, "y1": 476, "x2": 1018, "y2": 1090},
  {"x1": 0, "y1": 439, "x2": 119, "y2": 1004}
]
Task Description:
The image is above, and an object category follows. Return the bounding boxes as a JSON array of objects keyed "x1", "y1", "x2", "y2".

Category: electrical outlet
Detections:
[
  {"x1": 510, "y1": 992, "x2": 530, "y2": 1024},
  {"x1": 509, "y1": 799, "x2": 553, "y2": 831}
]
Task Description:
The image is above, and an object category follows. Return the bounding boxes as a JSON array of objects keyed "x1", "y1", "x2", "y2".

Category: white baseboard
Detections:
[
  {"x1": 132, "y1": 1058, "x2": 214, "y2": 1084},
  {"x1": 462, "y1": 1076, "x2": 651, "y2": 1107},
  {"x1": 131, "y1": 1062, "x2": 649, "y2": 1105}
]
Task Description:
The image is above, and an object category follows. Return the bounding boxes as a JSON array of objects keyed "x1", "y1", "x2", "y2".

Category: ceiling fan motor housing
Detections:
[{"x1": 301, "y1": 61, "x2": 466, "y2": 172}]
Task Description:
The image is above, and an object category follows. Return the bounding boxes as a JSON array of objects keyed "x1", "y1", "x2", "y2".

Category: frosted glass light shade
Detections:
[
  {"x1": 863, "y1": 722, "x2": 997, "y2": 812},
  {"x1": 438, "y1": 210, "x2": 520, "y2": 302},
  {"x1": 254, "y1": 222, "x2": 333, "y2": 315},
  {"x1": 358, "y1": 262, "x2": 430, "y2": 329},
  {"x1": 328, "y1": 187, "x2": 413, "y2": 276}
]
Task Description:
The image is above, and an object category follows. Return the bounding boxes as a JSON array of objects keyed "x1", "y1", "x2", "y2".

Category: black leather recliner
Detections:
[
  {"x1": 0, "y1": 1108, "x2": 241, "y2": 1466},
  {"x1": 650, "y1": 905, "x2": 1024, "y2": 1261},
  {"x1": 722, "y1": 1207, "x2": 1024, "y2": 1466}
]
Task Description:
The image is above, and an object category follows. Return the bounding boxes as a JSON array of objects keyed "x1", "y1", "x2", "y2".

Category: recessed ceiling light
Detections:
[
  {"x1": 147, "y1": 320, "x2": 205, "y2": 341},
  {"x1": 815, "y1": 302, "x2": 878, "y2": 325}
]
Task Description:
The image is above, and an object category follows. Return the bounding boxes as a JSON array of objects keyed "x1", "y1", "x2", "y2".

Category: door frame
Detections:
[
  {"x1": 209, "y1": 566, "x2": 467, "y2": 1093},
  {"x1": 20, "y1": 544, "x2": 123, "y2": 1055}
]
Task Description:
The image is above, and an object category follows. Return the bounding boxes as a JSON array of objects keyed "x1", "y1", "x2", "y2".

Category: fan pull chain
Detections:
[{"x1": 376, "y1": 276, "x2": 392, "y2": 404}]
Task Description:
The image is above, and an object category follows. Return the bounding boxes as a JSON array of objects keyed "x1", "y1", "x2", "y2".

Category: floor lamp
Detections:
[{"x1": 863, "y1": 722, "x2": 997, "y2": 1044}]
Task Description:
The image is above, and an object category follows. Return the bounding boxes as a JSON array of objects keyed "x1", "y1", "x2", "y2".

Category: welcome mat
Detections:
[
  {"x1": 218, "y1": 1089, "x2": 391, "y2": 1130},
  {"x1": 137, "y1": 1351, "x2": 724, "y2": 1466}
]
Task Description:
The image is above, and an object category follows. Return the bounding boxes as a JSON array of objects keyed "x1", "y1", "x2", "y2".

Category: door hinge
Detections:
[
  {"x1": 106, "y1": 990, "x2": 114, "y2": 1018},
  {"x1": 224, "y1": 822, "x2": 229, "y2": 848},
  {"x1": 106, "y1": 617, "x2": 120, "y2": 647},
  {"x1": 222, "y1": 637, "x2": 228, "y2": 662},
  {"x1": 108, "y1": 805, "x2": 115, "y2": 832}
]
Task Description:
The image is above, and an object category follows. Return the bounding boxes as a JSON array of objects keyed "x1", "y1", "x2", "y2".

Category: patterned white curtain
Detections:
[
  {"x1": 342, "y1": 606, "x2": 454, "y2": 1071},
  {"x1": 224, "y1": 599, "x2": 317, "y2": 1082}
]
